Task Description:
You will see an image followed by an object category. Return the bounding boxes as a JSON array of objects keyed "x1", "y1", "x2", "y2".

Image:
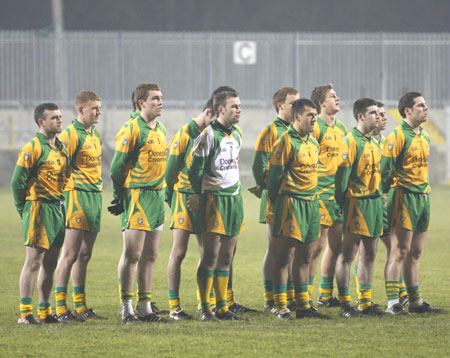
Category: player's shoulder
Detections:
[
  {"x1": 232, "y1": 124, "x2": 243, "y2": 137},
  {"x1": 156, "y1": 120, "x2": 167, "y2": 135},
  {"x1": 335, "y1": 119, "x2": 348, "y2": 134}
]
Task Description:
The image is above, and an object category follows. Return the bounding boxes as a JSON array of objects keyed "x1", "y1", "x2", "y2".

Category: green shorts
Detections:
[
  {"x1": 64, "y1": 190, "x2": 102, "y2": 233},
  {"x1": 381, "y1": 187, "x2": 396, "y2": 237},
  {"x1": 170, "y1": 190, "x2": 205, "y2": 234},
  {"x1": 121, "y1": 188, "x2": 165, "y2": 232},
  {"x1": 22, "y1": 200, "x2": 65, "y2": 250},
  {"x1": 273, "y1": 195, "x2": 319, "y2": 243},
  {"x1": 318, "y1": 198, "x2": 342, "y2": 226},
  {"x1": 392, "y1": 188, "x2": 430, "y2": 232},
  {"x1": 343, "y1": 196, "x2": 383, "y2": 238},
  {"x1": 204, "y1": 193, "x2": 244, "y2": 237}
]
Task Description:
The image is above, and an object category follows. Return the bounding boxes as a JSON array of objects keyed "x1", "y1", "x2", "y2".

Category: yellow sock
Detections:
[{"x1": 213, "y1": 270, "x2": 229, "y2": 314}]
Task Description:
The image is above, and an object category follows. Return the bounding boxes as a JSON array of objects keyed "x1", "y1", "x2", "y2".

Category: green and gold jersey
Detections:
[
  {"x1": 335, "y1": 128, "x2": 381, "y2": 206},
  {"x1": 251, "y1": 117, "x2": 290, "y2": 189},
  {"x1": 312, "y1": 117, "x2": 348, "y2": 200},
  {"x1": 188, "y1": 120, "x2": 242, "y2": 196},
  {"x1": 110, "y1": 116, "x2": 168, "y2": 200},
  {"x1": 165, "y1": 118, "x2": 201, "y2": 201},
  {"x1": 267, "y1": 126, "x2": 320, "y2": 202},
  {"x1": 11, "y1": 133, "x2": 68, "y2": 216},
  {"x1": 59, "y1": 120, "x2": 102, "y2": 192},
  {"x1": 381, "y1": 121, "x2": 430, "y2": 194}
]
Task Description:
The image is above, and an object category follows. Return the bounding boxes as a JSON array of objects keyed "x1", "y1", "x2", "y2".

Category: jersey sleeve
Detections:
[
  {"x1": 251, "y1": 126, "x2": 271, "y2": 189},
  {"x1": 188, "y1": 127, "x2": 213, "y2": 194},
  {"x1": 380, "y1": 128, "x2": 403, "y2": 193},
  {"x1": 164, "y1": 129, "x2": 187, "y2": 204},
  {"x1": 335, "y1": 137, "x2": 354, "y2": 207},
  {"x1": 110, "y1": 123, "x2": 138, "y2": 201},
  {"x1": 267, "y1": 135, "x2": 291, "y2": 203},
  {"x1": 10, "y1": 141, "x2": 40, "y2": 217}
]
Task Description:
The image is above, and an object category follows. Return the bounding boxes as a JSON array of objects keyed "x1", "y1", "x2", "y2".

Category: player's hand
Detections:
[
  {"x1": 248, "y1": 185, "x2": 263, "y2": 199},
  {"x1": 187, "y1": 194, "x2": 202, "y2": 212},
  {"x1": 108, "y1": 199, "x2": 124, "y2": 216}
]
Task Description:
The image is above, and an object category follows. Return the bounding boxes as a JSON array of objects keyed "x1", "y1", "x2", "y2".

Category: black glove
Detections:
[
  {"x1": 248, "y1": 185, "x2": 263, "y2": 199},
  {"x1": 108, "y1": 199, "x2": 124, "y2": 216}
]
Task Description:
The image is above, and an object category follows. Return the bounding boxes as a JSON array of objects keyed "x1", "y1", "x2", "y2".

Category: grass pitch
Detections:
[{"x1": 0, "y1": 186, "x2": 449, "y2": 357}]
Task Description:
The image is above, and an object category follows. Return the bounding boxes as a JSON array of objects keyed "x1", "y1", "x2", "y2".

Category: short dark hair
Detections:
[
  {"x1": 398, "y1": 92, "x2": 422, "y2": 118},
  {"x1": 131, "y1": 90, "x2": 136, "y2": 111},
  {"x1": 34, "y1": 103, "x2": 59, "y2": 126},
  {"x1": 353, "y1": 98, "x2": 378, "y2": 120},
  {"x1": 203, "y1": 97, "x2": 214, "y2": 112},
  {"x1": 134, "y1": 82, "x2": 161, "y2": 111},
  {"x1": 212, "y1": 86, "x2": 237, "y2": 96},
  {"x1": 376, "y1": 101, "x2": 384, "y2": 108},
  {"x1": 291, "y1": 98, "x2": 316, "y2": 119},
  {"x1": 213, "y1": 91, "x2": 239, "y2": 116},
  {"x1": 272, "y1": 87, "x2": 299, "y2": 113},
  {"x1": 310, "y1": 83, "x2": 333, "y2": 112}
]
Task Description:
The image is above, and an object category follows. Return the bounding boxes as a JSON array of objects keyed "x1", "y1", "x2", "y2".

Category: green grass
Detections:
[{"x1": 1, "y1": 187, "x2": 449, "y2": 357}]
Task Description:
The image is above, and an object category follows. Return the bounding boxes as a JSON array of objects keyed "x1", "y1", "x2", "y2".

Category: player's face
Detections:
[
  {"x1": 363, "y1": 105, "x2": 379, "y2": 132},
  {"x1": 221, "y1": 96, "x2": 241, "y2": 128},
  {"x1": 278, "y1": 93, "x2": 300, "y2": 122},
  {"x1": 321, "y1": 89, "x2": 340, "y2": 115},
  {"x1": 408, "y1": 96, "x2": 428, "y2": 125},
  {"x1": 80, "y1": 100, "x2": 101, "y2": 126},
  {"x1": 377, "y1": 106, "x2": 387, "y2": 131},
  {"x1": 140, "y1": 90, "x2": 163, "y2": 120},
  {"x1": 40, "y1": 109, "x2": 63, "y2": 134},
  {"x1": 297, "y1": 106, "x2": 317, "y2": 134}
]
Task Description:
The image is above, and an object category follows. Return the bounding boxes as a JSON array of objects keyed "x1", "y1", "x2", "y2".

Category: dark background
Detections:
[{"x1": 2, "y1": 0, "x2": 449, "y2": 32}]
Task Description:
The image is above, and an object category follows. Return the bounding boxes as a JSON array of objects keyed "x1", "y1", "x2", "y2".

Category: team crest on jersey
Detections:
[
  {"x1": 85, "y1": 145, "x2": 92, "y2": 149},
  {"x1": 122, "y1": 138, "x2": 129, "y2": 146},
  {"x1": 138, "y1": 218, "x2": 143, "y2": 225},
  {"x1": 325, "y1": 136, "x2": 332, "y2": 140},
  {"x1": 388, "y1": 143, "x2": 394, "y2": 151},
  {"x1": 301, "y1": 153, "x2": 306, "y2": 157},
  {"x1": 342, "y1": 152, "x2": 348, "y2": 160},
  {"x1": 179, "y1": 217, "x2": 184, "y2": 224},
  {"x1": 198, "y1": 143, "x2": 204, "y2": 150},
  {"x1": 400, "y1": 215, "x2": 406, "y2": 222},
  {"x1": 57, "y1": 159, "x2": 61, "y2": 165},
  {"x1": 24, "y1": 153, "x2": 30, "y2": 161},
  {"x1": 36, "y1": 234, "x2": 41, "y2": 240},
  {"x1": 411, "y1": 146, "x2": 418, "y2": 151},
  {"x1": 48, "y1": 161, "x2": 55, "y2": 165},
  {"x1": 355, "y1": 221, "x2": 361, "y2": 229},
  {"x1": 173, "y1": 141, "x2": 179, "y2": 149},
  {"x1": 364, "y1": 153, "x2": 370, "y2": 158},
  {"x1": 320, "y1": 214, "x2": 325, "y2": 220},
  {"x1": 76, "y1": 216, "x2": 82, "y2": 223},
  {"x1": 342, "y1": 134, "x2": 346, "y2": 140},
  {"x1": 289, "y1": 225, "x2": 295, "y2": 232},
  {"x1": 262, "y1": 138, "x2": 267, "y2": 145},
  {"x1": 276, "y1": 151, "x2": 282, "y2": 159},
  {"x1": 213, "y1": 220, "x2": 219, "y2": 227}
]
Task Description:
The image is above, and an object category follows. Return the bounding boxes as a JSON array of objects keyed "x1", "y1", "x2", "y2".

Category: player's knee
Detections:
[
  {"x1": 170, "y1": 250, "x2": 186, "y2": 265},
  {"x1": 361, "y1": 250, "x2": 377, "y2": 264},
  {"x1": 77, "y1": 250, "x2": 93, "y2": 265},
  {"x1": 407, "y1": 248, "x2": 423, "y2": 261}
]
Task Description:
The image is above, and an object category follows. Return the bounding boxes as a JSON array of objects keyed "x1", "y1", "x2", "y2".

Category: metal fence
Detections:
[{"x1": 1, "y1": 31, "x2": 449, "y2": 108}]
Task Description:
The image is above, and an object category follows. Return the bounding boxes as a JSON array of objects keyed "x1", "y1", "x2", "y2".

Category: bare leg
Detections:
[
  {"x1": 167, "y1": 229, "x2": 190, "y2": 292},
  {"x1": 71, "y1": 231, "x2": 97, "y2": 287}
]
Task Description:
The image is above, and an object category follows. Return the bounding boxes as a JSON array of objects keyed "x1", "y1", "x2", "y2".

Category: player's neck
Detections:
[
  {"x1": 40, "y1": 129, "x2": 57, "y2": 147},
  {"x1": 217, "y1": 117, "x2": 232, "y2": 130},
  {"x1": 356, "y1": 123, "x2": 371, "y2": 137},
  {"x1": 293, "y1": 123, "x2": 309, "y2": 140},
  {"x1": 404, "y1": 118, "x2": 421, "y2": 133},
  {"x1": 277, "y1": 115, "x2": 291, "y2": 125},
  {"x1": 319, "y1": 112, "x2": 336, "y2": 125},
  {"x1": 142, "y1": 115, "x2": 157, "y2": 128},
  {"x1": 77, "y1": 117, "x2": 93, "y2": 132},
  {"x1": 195, "y1": 113, "x2": 207, "y2": 130}
]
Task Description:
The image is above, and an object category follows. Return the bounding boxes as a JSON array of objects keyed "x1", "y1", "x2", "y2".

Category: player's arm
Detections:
[
  {"x1": 335, "y1": 138, "x2": 354, "y2": 209},
  {"x1": 164, "y1": 130, "x2": 185, "y2": 205},
  {"x1": 380, "y1": 129, "x2": 402, "y2": 193},
  {"x1": 267, "y1": 136, "x2": 290, "y2": 204},
  {"x1": 251, "y1": 127, "x2": 271, "y2": 189},
  {"x1": 187, "y1": 128, "x2": 212, "y2": 194},
  {"x1": 10, "y1": 143, "x2": 39, "y2": 217},
  {"x1": 110, "y1": 124, "x2": 136, "y2": 202}
]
